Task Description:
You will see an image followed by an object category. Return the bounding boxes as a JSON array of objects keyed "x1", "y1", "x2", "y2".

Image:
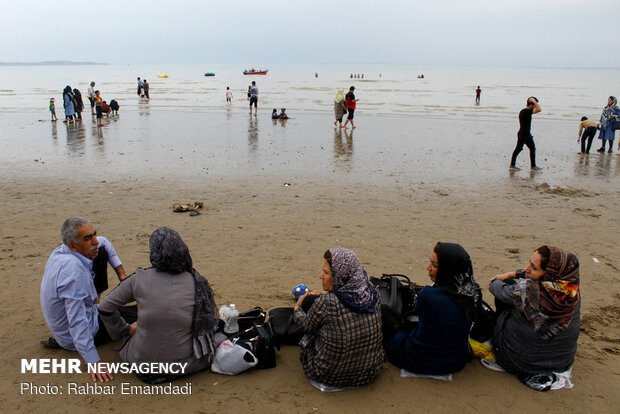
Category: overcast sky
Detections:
[{"x1": 2, "y1": 0, "x2": 619, "y2": 67}]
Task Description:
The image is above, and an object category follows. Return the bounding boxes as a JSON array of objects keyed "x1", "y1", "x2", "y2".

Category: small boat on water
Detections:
[
  {"x1": 204, "y1": 73, "x2": 215, "y2": 77},
  {"x1": 157, "y1": 74, "x2": 169, "y2": 78},
  {"x1": 243, "y1": 69, "x2": 268, "y2": 75}
]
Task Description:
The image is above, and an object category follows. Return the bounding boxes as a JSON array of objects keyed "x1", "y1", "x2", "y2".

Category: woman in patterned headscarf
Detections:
[
  {"x1": 489, "y1": 246, "x2": 580, "y2": 389},
  {"x1": 596, "y1": 96, "x2": 620, "y2": 153},
  {"x1": 100, "y1": 227, "x2": 219, "y2": 382},
  {"x1": 384, "y1": 242, "x2": 482, "y2": 375},
  {"x1": 293, "y1": 248, "x2": 384, "y2": 388}
]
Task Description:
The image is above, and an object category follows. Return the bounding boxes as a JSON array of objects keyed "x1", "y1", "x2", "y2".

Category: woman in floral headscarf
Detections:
[
  {"x1": 293, "y1": 248, "x2": 384, "y2": 388},
  {"x1": 384, "y1": 242, "x2": 482, "y2": 375},
  {"x1": 489, "y1": 246, "x2": 580, "y2": 389},
  {"x1": 333, "y1": 89, "x2": 348, "y2": 128},
  {"x1": 596, "y1": 96, "x2": 620, "y2": 153}
]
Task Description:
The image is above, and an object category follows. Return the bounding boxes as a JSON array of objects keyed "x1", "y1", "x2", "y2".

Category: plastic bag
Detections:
[{"x1": 211, "y1": 340, "x2": 258, "y2": 375}]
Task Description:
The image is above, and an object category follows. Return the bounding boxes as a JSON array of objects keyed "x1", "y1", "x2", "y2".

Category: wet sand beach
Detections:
[{"x1": 1, "y1": 110, "x2": 619, "y2": 413}]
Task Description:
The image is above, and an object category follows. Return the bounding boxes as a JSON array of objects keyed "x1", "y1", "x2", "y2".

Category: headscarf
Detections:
[
  {"x1": 433, "y1": 242, "x2": 481, "y2": 322},
  {"x1": 329, "y1": 248, "x2": 378, "y2": 314},
  {"x1": 600, "y1": 96, "x2": 619, "y2": 128},
  {"x1": 334, "y1": 89, "x2": 346, "y2": 104},
  {"x1": 149, "y1": 227, "x2": 219, "y2": 361},
  {"x1": 513, "y1": 246, "x2": 580, "y2": 339}
]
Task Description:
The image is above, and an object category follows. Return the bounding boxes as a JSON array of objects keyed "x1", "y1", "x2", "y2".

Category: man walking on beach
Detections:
[
  {"x1": 343, "y1": 86, "x2": 358, "y2": 129},
  {"x1": 40, "y1": 217, "x2": 136, "y2": 383},
  {"x1": 88, "y1": 82, "x2": 96, "y2": 115},
  {"x1": 249, "y1": 81, "x2": 258, "y2": 116},
  {"x1": 475, "y1": 86, "x2": 481, "y2": 104},
  {"x1": 510, "y1": 97, "x2": 542, "y2": 171},
  {"x1": 143, "y1": 79, "x2": 150, "y2": 99}
]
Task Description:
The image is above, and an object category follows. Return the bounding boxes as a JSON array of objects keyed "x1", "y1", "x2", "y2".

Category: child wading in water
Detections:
[
  {"x1": 94, "y1": 90, "x2": 103, "y2": 127},
  {"x1": 226, "y1": 87, "x2": 233, "y2": 104},
  {"x1": 49, "y1": 98, "x2": 57, "y2": 121}
]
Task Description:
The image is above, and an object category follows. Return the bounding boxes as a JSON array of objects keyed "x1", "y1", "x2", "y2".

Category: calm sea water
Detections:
[{"x1": 0, "y1": 63, "x2": 618, "y2": 120}]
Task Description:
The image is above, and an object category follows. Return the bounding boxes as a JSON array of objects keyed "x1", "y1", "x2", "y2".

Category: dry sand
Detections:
[{"x1": 1, "y1": 111, "x2": 619, "y2": 413}]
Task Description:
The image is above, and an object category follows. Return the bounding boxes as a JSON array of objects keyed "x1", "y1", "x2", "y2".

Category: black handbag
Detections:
[
  {"x1": 237, "y1": 307, "x2": 266, "y2": 332},
  {"x1": 234, "y1": 323, "x2": 277, "y2": 370},
  {"x1": 370, "y1": 274, "x2": 420, "y2": 326},
  {"x1": 611, "y1": 117, "x2": 620, "y2": 131},
  {"x1": 469, "y1": 300, "x2": 496, "y2": 342},
  {"x1": 268, "y1": 307, "x2": 303, "y2": 346}
]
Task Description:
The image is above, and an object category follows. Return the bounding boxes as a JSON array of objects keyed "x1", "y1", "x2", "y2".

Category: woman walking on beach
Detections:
[
  {"x1": 62, "y1": 86, "x2": 75, "y2": 123},
  {"x1": 333, "y1": 89, "x2": 347, "y2": 127},
  {"x1": 596, "y1": 96, "x2": 620, "y2": 153}
]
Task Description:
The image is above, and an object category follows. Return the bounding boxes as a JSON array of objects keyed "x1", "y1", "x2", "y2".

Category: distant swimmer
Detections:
[
  {"x1": 475, "y1": 86, "x2": 481, "y2": 104},
  {"x1": 315, "y1": 72, "x2": 318, "y2": 78},
  {"x1": 509, "y1": 97, "x2": 542, "y2": 171},
  {"x1": 577, "y1": 116, "x2": 598, "y2": 154}
]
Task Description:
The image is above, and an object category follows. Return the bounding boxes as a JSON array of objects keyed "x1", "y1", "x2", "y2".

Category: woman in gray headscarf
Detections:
[
  {"x1": 100, "y1": 227, "x2": 218, "y2": 380},
  {"x1": 293, "y1": 248, "x2": 384, "y2": 388}
]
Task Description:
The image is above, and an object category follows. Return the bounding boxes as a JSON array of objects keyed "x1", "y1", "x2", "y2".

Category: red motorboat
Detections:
[{"x1": 243, "y1": 69, "x2": 268, "y2": 75}]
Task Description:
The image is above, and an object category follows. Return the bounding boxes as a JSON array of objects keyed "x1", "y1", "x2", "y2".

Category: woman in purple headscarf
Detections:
[{"x1": 293, "y1": 248, "x2": 384, "y2": 388}]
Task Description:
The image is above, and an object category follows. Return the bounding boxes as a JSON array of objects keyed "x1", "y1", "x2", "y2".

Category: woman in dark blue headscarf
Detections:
[{"x1": 384, "y1": 242, "x2": 481, "y2": 375}]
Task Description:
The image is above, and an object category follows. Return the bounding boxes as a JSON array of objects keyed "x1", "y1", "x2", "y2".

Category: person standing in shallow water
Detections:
[
  {"x1": 510, "y1": 97, "x2": 542, "y2": 171},
  {"x1": 596, "y1": 96, "x2": 620, "y2": 153},
  {"x1": 475, "y1": 86, "x2": 481, "y2": 104},
  {"x1": 577, "y1": 116, "x2": 598, "y2": 154},
  {"x1": 142, "y1": 79, "x2": 150, "y2": 99}
]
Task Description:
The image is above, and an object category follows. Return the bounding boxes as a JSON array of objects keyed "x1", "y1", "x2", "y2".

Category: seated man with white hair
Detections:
[{"x1": 40, "y1": 217, "x2": 136, "y2": 382}]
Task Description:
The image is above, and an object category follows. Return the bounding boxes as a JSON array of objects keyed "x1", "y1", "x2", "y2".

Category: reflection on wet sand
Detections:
[
  {"x1": 139, "y1": 100, "x2": 150, "y2": 117},
  {"x1": 594, "y1": 153, "x2": 613, "y2": 178},
  {"x1": 65, "y1": 121, "x2": 86, "y2": 155},
  {"x1": 51, "y1": 122, "x2": 58, "y2": 141},
  {"x1": 248, "y1": 115, "x2": 258, "y2": 154},
  {"x1": 574, "y1": 153, "x2": 619, "y2": 178},
  {"x1": 95, "y1": 125, "x2": 105, "y2": 152},
  {"x1": 333, "y1": 128, "x2": 353, "y2": 170}
]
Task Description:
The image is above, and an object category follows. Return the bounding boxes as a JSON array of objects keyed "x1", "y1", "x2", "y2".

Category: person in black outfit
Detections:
[{"x1": 510, "y1": 97, "x2": 542, "y2": 171}]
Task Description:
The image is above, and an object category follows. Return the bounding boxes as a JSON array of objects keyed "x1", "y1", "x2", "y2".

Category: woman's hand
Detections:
[
  {"x1": 128, "y1": 322, "x2": 137, "y2": 335},
  {"x1": 294, "y1": 292, "x2": 309, "y2": 312},
  {"x1": 488, "y1": 272, "x2": 516, "y2": 288}
]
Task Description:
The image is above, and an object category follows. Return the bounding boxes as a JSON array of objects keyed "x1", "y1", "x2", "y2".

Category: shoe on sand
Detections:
[
  {"x1": 531, "y1": 166, "x2": 543, "y2": 172},
  {"x1": 509, "y1": 165, "x2": 521, "y2": 171},
  {"x1": 40, "y1": 337, "x2": 61, "y2": 349}
]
